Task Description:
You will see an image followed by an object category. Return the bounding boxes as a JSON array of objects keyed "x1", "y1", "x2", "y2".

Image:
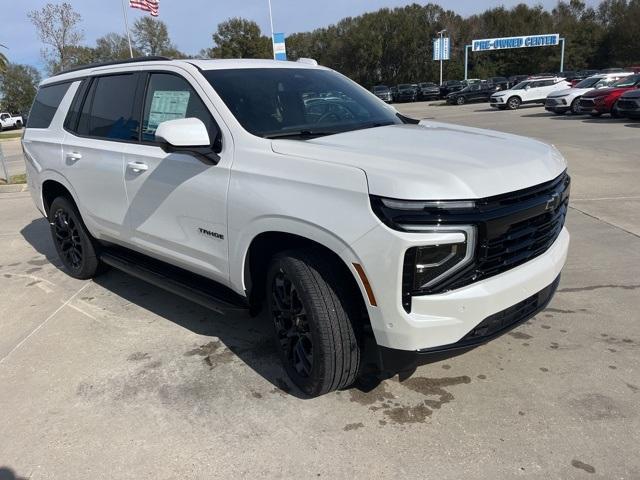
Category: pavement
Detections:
[{"x1": 0, "y1": 103, "x2": 639, "y2": 479}]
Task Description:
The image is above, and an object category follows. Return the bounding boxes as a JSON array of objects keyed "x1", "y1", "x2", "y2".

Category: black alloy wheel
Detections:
[
  {"x1": 271, "y1": 270, "x2": 314, "y2": 378},
  {"x1": 52, "y1": 208, "x2": 84, "y2": 272}
]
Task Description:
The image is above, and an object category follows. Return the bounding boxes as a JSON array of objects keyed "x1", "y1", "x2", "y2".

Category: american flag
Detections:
[{"x1": 130, "y1": 0, "x2": 159, "y2": 17}]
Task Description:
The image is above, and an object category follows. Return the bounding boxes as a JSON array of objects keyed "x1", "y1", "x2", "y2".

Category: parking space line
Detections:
[{"x1": 0, "y1": 282, "x2": 92, "y2": 366}]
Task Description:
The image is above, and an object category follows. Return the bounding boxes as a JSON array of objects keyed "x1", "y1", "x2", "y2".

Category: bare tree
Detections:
[
  {"x1": 0, "y1": 43, "x2": 8, "y2": 73},
  {"x1": 132, "y1": 17, "x2": 180, "y2": 57},
  {"x1": 28, "y1": 2, "x2": 84, "y2": 73}
]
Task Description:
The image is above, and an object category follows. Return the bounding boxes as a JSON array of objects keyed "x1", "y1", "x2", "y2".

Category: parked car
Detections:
[
  {"x1": 490, "y1": 77, "x2": 571, "y2": 110},
  {"x1": 372, "y1": 85, "x2": 393, "y2": 103},
  {"x1": 487, "y1": 76, "x2": 509, "y2": 91},
  {"x1": 446, "y1": 83, "x2": 494, "y2": 105},
  {"x1": 545, "y1": 72, "x2": 633, "y2": 115},
  {"x1": 578, "y1": 73, "x2": 640, "y2": 117},
  {"x1": 0, "y1": 112, "x2": 24, "y2": 131},
  {"x1": 439, "y1": 80, "x2": 464, "y2": 98},
  {"x1": 22, "y1": 57, "x2": 571, "y2": 397},
  {"x1": 390, "y1": 86, "x2": 399, "y2": 102},
  {"x1": 395, "y1": 83, "x2": 417, "y2": 102},
  {"x1": 616, "y1": 89, "x2": 640, "y2": 119},
  {"x1": 417, "y1": 82, "x2": 440, "y2": 100}
]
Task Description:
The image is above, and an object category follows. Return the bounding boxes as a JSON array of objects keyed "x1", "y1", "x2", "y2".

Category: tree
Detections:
[
  {"x1": 132, "y1": 17, "x2": 181, "y2": 57},
  {"x1": 0, "y1": 43, "x2": 7, "y2": 74},
  {"x1": 28, "y1": 2, "x2": 84, "y2": 74},
  {"x1": 0, "y1": 63, "x2": 41, "y2": 114},
  {"x1": 95, "y1": 33, "x2": 136, "y2": 61},
  {"x1": 204, "y1": 18, "x2": 272, "y2": 59}
]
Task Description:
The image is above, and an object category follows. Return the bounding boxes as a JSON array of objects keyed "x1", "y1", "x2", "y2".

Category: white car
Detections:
[
  {"x1": 545, "y1": 72, "x2": 634, "y2": 114},
  {"x1": 0, "y1": 112, "x2": 24, "y2": 131},
  {"x1": 490, "y1": 77, "x2": 571, "y2": 110},
  {"x1": 22, "y1": 58, "x2": 570, "y2": 396}
]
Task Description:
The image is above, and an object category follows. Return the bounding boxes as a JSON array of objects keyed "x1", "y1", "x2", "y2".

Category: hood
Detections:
[
  {"x1": 271, "y1": 121, "x2": 566, "y2": 200},
  {"x1": 621, "y1": 89, "x2": 640, "y2": 99},
  {"x1": 491, "y1": 90, "x2": 510, "y2": 97},
  {"x1": 582, "y1": 86, "x2": 631, "y2": 98},
  {"x1": 548, "y1": 87, "x2": 591, "y2": 98}
]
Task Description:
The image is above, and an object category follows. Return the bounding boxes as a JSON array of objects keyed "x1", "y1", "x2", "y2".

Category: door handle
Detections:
[
  {"x1": 127, "y1": 161, "x2": 149, "y2": 173},
  {"x1": 66, "y1": 152, "x2": 82, "y2": 162}
]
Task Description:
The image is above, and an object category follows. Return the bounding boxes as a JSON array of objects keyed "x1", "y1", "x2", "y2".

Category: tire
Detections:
[
  {"x1": 456, "y1": 96, "x2": 465, "y2": 105},
  {"x1": 570, "y1": 98, "x2": 580, "y2": 115},
  {"x1": 15, "y1": 121, "x2": 23, "y2": 129},
  {"x1": 611, "y1": 101, "x2": 622, "y2": 119},
  {"x1": 590, "y1": 112, "x2": 602, "y2": 117},
  {"x1": 506, "y1": 96, "x2": 521, "y2": 110},
  {"x1": 48, "y1": 196, "x2": 102, "y2": 279},
  {"x1": 267, "y1": 248, "x2": 361, "y2": 397}
]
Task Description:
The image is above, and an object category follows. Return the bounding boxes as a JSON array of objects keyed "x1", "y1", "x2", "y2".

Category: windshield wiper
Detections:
[{"x1": 263, "y1": 130, "x2": 337, "y2": 139}]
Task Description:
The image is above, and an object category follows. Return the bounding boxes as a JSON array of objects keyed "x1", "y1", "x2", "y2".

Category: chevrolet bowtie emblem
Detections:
[{"x1": 545, "y1": 192, "x2": 560, "y2": 211}]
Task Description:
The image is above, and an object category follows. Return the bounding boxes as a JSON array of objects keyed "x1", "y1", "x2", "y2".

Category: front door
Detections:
[{"x1": 122, "y1": 71, "x2": 232, "y2": 283}]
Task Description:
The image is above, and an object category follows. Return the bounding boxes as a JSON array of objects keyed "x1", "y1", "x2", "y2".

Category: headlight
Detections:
[{"x1": 402, "y1": 225, "x2": 476, "y2": 291}]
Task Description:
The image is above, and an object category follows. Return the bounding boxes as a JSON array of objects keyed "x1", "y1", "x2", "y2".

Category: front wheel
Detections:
[
  {"x1": 267, "y1": 249, "x2": 361, "y2": 397},
  {"x1": 611, "y1": 101, "x2": 622, "y2": 119},
  {"x1": 507, "y1": 96, "x2": 521, "y2": 110},
  {"x1": 570, "y1": 98, "x2": 580, "y2": 115},
  {"x1": 48, "y1": 196, "x2": 102, "y2": 279},
  {"x1": 456, "y1": 96, "x2": 466, "y2": 105}
]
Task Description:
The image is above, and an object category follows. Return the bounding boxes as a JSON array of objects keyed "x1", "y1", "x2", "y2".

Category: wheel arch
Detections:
[{"x1": 41, "y1": 177, "x2": 79, "y2": 216}]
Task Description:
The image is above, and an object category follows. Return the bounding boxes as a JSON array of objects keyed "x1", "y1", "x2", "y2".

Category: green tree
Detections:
[
  {"x1": 132, "y1": 17, "x2": 181, "y2": 57},
  {"x1": 0, "y1": 63, "x2": 41, "y2": 114},
  {"x1": 204, "y1": 18, "x2": 272, "y2": 59},
  {"x1": 27, "y1": 2, "x2": 84, "y2": 74}
]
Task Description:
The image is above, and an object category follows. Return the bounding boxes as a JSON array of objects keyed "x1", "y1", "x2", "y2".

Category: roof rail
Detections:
[{"x1": 52, "y1": 56, "x2": 172, "y2": 77}]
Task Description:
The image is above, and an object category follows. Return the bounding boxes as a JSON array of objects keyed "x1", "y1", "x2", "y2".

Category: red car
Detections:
[{"x1": 578, "y1": 74, "x2": 640, "y2": 117}]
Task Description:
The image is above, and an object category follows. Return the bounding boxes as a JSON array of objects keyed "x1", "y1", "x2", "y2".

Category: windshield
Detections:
[
  {"x1": 398, "y1": 84, "x2": 413, "y2": 90},
  {"x1": 203, "y1": 68, "x2": 401, "y2": 138},
  {"x1": 575, "y1": 77, "x2": 603, "y2": 89},
  {"x1": 612, "y1": 74, "x2": 640, "y2": 87},
  {"x1": 511, "y1": 81, "x2": 531, "y2": 90},
  {"x1": 373, "y1": 86, "x2": 389, "y2": 92}
]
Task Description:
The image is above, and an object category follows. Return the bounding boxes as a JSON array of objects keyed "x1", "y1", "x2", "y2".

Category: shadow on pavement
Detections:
[{"x1": 0, "y1": 467, "x2": 29, "y2": 480}]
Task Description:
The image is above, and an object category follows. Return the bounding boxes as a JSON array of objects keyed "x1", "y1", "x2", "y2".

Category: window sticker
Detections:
[{"x1": 147, "y1": 90, "x2": 190, "y2": 132}]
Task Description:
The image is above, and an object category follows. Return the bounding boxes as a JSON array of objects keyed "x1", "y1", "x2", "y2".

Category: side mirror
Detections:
[
  {"x1": 525, "y1": 85, "x2": 531, "y2": 90},
  {"x1": 155, "y1": 118, "x2": 220, "y2": 165}
]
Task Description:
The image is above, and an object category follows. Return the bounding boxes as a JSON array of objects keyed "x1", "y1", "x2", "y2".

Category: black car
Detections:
[
  {"x1": 417, "y1": 82, "x2": 440, "y2": 100},
  {"x1": 616, "y1": 89, "x2": 640, "y2": 119},
  {"x1": 439, "y1": 80, "x2": 464, "y2": 98},
  {"x1": 446, "y1": 83, "x2": 494, "y2": 105},
  {"x1": 396, "y1": 83, "x2": 417, "y2": 102},
  {"x1": 487, "y1": 76, "x2": 509, "y2": 91},
  {"x1": 508, "y1": 75, "x2": 529, "y2": 88},
  {"x1": 372, "y1": 85, "x2": 393, "y2": 103},
  {"x1": 390, "y1": 86, "x2": 399, "y2": 102}
]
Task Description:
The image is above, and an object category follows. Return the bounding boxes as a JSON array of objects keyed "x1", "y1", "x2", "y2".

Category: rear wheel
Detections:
[
  {"x1": 456, "y1": 96, "x2": 466, "y2": 105},
  {"x1": 506, "y1": 96, "x2": 521, "y2": 110},
  {"x1": 267, "y1": 249, "x2": 361, "y2": 397},
  {"x1": 48, "y1": 196, "x2": 102, "y2": 279}
]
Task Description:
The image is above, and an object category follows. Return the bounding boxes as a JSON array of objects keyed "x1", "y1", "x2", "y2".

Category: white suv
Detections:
[
  {"x1": 490, "y1": 77, "x2": 571, "y2": 110},
  {"x1": 22, "y1": 58, "x2": 570, "y2": 396},
  {"x1": 545, "y1": 72, "x2": 634, "y2": 115}
]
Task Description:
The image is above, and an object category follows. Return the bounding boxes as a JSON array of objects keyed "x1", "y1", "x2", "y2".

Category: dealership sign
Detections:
[
  {"x1": 472, "y1": 34, "x2": 560, "y2": 52},
  {"x1": 272, "y1": 33, "x2": 287, "y2": 61}
]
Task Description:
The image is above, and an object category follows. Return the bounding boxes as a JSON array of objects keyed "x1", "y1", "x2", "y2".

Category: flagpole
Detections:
[
  {"x1": 267, "y1": 0, "x2": 275, "y2": 59},
  {"x1": 121, "y1": 0, "x2": 134, "y2": 58}
]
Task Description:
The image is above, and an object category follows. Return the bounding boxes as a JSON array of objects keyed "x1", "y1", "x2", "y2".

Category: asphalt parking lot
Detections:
[{"x1": 1, "y1": 103, "x2": 639, "y2": 479}]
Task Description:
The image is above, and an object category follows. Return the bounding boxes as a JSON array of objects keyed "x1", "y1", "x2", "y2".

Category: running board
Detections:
[{"x1": 99, "y1": 248, "x2": 248, "y2": 315}]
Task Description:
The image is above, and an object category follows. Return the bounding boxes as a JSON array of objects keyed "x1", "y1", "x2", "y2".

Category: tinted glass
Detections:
[
  {"x1": 612, "y1": 74, "x2": 640, "y2": 87},
  {"x1": 27, "y1": 82, "x2": 71, "y2": 128},
  {"x1": 142, "y1": 73, "x2": 218, "y2": 143},
  {"x1": 373, "y1": 86, "x2": 389, "y2": 92},
  {"x1": 204, "y1": 68, "x2": 400, "y2": 138},
  {"x1": 78, "y1": 74, "x2": 140, "y2": 140},
  {"x1": 575, "y1": 77, "x2": 602, "y2": 88}
]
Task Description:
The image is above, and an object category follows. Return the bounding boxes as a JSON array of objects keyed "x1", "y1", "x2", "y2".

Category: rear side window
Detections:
[
  {"x1": 76, "y1": 74, "x2": 140, "y2": 141},
  {"x1": 27, "y1": 82, "x2": 71, "y2": 129}
]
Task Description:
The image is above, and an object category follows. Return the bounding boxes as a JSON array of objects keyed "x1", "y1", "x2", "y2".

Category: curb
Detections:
[{"x1": 0, "y1": 184, "x2": 28, "y2": 193}]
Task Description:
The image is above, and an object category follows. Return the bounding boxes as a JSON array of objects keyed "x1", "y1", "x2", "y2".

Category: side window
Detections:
[
  {"x1": 0, "y1": 114, "x2": 8, "y2": 120},
  {"x1": 27, "y1": 82, "x2": 72, "y2": 129},
  {"x1": 77, "y1": 74, "x2": 140, "y2": 141},
  {"x1": 142, "y1": 73, "x2": 218, "y2": 144}
]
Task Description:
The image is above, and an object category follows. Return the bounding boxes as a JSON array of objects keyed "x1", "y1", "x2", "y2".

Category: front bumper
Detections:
[
  {"x1": 351, "y1": 224, "x2": 569, "y2": 352},
  {"x1": 545, "y1": 97, "x2": 570, "y2": 113}
]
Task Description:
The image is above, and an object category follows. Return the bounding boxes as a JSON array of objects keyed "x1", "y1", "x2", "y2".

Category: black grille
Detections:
[
  {"x1": 618, "y1": 99, "x2": 638, "y2": 110},
  {"x1": 579, "y1": 98, "x2": 595, "y2": 109}
]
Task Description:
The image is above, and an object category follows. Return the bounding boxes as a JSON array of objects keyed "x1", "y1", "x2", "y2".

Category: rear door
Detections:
[
  {"x1": 122, "y1": 70, "x2": 232, "y2": 282},
  {"x1": 62, "y1": 73, "x2": 143, "y2": 239}
]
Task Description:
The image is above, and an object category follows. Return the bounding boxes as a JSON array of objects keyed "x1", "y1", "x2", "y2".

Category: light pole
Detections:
[
  {"x1": 436, "y1": 29, "x2": 446, "y2": 85},
  {"x1": 267, "y1": 0, "x2": 275, "y2": 59}
]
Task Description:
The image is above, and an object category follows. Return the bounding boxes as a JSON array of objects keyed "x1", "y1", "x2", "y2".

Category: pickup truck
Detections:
[
  {"x1": 0, "y1": 113, "x2": 24, "y2": 131},
  {"x1": 22, "y1": 57, "x2": 570, "y2": 397}
]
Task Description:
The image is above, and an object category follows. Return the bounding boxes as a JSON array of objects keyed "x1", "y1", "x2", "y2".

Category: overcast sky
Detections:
[{"x1": 3, "y1": 0, "x2": 601, "y2": 71}]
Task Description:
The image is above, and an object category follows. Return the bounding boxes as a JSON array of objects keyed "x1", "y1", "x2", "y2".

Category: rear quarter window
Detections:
[{"x1": 27, "y1": 82, "x2": 72, "y2": 129}]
